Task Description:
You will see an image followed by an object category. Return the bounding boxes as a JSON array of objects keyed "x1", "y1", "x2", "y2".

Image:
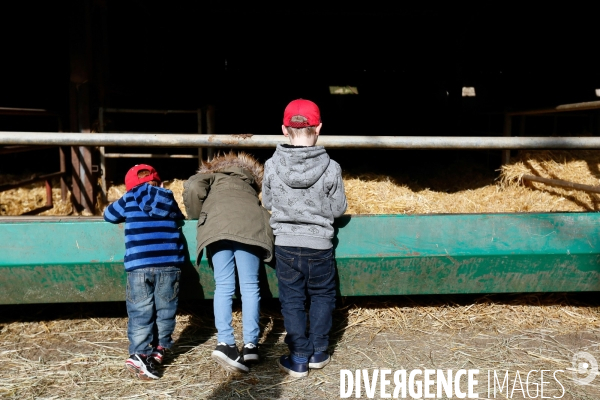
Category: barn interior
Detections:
[
  {"x1": 1, "y1": 2, "x2": 600, "y2": 212},
  {"x1": 3, "y1": 6, "x2": 600, "y2": 399}
]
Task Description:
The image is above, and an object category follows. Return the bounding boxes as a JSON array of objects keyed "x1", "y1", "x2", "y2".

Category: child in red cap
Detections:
[
  {"x1": 104, "y1": 164, "x2": 186, "y2": 380},
  {"x1": 262, "y1": 99, "x2": 347, "y2": 377}
]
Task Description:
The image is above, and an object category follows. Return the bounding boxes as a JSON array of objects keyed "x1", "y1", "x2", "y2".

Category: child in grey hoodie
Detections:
[{"x1": 262, "y1": 99, "x2": 347, "y2": 377}]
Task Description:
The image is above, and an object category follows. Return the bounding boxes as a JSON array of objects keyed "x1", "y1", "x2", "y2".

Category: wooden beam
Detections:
[
  {"x1": 69, "y1": 0, "x2": 95, "y2": 213},
  {"x1": 522, "y1": 174, "x2": 600, "y2": 194},
  {"x1": 506, "y1": 100, "x2": 600, "y2": 116}
]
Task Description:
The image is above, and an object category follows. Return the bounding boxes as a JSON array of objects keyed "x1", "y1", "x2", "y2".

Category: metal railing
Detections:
[
  {"x1": 2, "y1": 132, "x2": 600, "y2": 149},
  {"x1": 0, "y1": 108, "x2": 68, "y2": 216},
  {"x1": 502, "y1": 100, "x2": 600, "y2": 163},
  {"x1": 98, "y1": 107, "x2": 215, "y2": 201}
]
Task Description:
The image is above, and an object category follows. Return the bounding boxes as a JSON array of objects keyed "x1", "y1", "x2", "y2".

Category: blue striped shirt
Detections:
[{"x1": 103, "y1": 183, "x2": 185, "y2": 271}]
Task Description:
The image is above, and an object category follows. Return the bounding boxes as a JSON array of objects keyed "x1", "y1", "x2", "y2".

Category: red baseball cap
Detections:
[
  {"x1": 283, "y1": 99, "x2": 321, "y2": 128},
  {"x1": 125, "y1": 164, "x2": 161, "y2": 191}
]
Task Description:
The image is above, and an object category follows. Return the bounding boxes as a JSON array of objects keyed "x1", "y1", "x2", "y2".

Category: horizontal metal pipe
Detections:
[
  {"x1": 3, "y1": 132, "x2": 600, "y2": 149},
  {"x1": 0, "y1": 107, "x2": 58, "y2": 116},
  {"x1": 104, "y1": 108, "x2": 199, "y2": 114},
  {"x1": 0, "y1": 145, "x2": 55, "y2": 155},
  {"x1": 0, "y1": 171, "x2": 65, "y2": 192}
]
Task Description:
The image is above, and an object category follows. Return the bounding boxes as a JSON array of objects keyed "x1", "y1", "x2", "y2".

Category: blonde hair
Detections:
[{"x1": 285, "y1": 116, "x2": 318, "y2": 138}]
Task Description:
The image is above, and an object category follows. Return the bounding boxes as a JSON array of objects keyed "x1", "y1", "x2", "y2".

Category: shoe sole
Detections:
[
  {"x1": 309, "y1": 357, "x2": 331, "y2": 369},
  {"x1": 277, "y1": 359, "x2": 308, "y2": 378},
  {"x1": 125, "y1": 362, "x2": 159, "y2": 380},
  {"x1": 244, "y1": 354, "x2": 260, "y2": 363},
  {"x1": 211, "y1": 351, "x2": 249, "y2": 373}
]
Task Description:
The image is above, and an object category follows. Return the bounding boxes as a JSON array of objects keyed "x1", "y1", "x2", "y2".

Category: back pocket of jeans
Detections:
[
  {"x1": 158, "y1": 270, "x2": 181, "y2": 303},
  {"x1": 276, "y1": 255, "x2": 300, "y2": 282},
  {"x1": 308, "y1": 255, "x2": 333, "y2": 285},
  {"x1": 126, "y1": 272, "x2": 151, "y2": 304}
]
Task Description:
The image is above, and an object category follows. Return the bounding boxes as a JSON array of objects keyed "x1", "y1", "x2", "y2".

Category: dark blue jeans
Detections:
[
  {"x1": 276, "y1": 245, "x2": 336, "y2": 358},
  {"x1": 126, "y1": 266, "x2": 181, "y2": 355}
]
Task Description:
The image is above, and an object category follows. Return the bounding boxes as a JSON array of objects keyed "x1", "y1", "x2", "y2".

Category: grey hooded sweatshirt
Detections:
[{"x1": 262, "y1": 144, "x2": 347, "y2": 249}]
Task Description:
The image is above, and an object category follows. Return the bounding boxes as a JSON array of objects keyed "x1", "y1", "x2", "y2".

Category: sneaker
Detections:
[
  {"x1": 309, "y1": 352, "x2": 331, "y2": 369},
  {"x1": 278, "y1": 355, "x2": 308, "y2": 378},
  {"x1": 150, "y1": 346, "x2": 166, "y2": 364},
  {"x1": 243, "y1": 343, "x2": 260, "y2": 363},
  {"x1": 211, "y1": 343, "x2": 249, "y2": 373},
  {"x1": 125, "y1": 354, "x2": 159, "y2": 380}
]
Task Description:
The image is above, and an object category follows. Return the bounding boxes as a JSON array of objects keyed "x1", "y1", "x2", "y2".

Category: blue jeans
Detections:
[
  {"x1": 126, "y1": 266, "x2": 180, "y2": 355},
  {"x1": 209, "y1": 240, "x2": 261, "y2": 345},
  {"x1": 275, "y1": 245, "x2": 336, "y2": 358}
]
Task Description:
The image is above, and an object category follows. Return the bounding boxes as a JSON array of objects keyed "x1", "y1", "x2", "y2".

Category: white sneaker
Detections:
[{"x1": 125, "y1": 354, "x2": 159, "y2": 380}]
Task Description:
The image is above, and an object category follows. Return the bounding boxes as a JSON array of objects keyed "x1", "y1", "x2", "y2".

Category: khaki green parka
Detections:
[{"x1": 182, "y1": 152, "x2": 274, "y2": 263}]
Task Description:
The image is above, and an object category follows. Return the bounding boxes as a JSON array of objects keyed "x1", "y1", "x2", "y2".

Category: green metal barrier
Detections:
[{"x1": 1, "y1": 213, "x2": 599, "y2": 304}]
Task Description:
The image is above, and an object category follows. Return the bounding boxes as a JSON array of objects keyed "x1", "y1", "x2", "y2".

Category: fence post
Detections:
[{"x1": 502, "y1": 113, "x2": 512, "y2": 165}]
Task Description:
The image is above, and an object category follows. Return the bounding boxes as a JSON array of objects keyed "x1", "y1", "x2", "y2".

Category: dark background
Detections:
[{"x1": 1, "y1": 2, "x2": 599, "y2": 179}]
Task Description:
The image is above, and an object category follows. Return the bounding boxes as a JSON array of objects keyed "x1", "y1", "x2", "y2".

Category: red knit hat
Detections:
[
  {"x1": 125, "y1": 164, "x2": 161, "y2": 191},
  {"x1": 283, "y1": 99, "x2": 321, "y2": 128}
]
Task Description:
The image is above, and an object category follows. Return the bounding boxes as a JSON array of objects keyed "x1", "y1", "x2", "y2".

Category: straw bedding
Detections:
[
  {"x1": 341, "y1": 150, "x2": 600, "y2": 215},
  {"x1": 0, "y1": 174, "x2": 74, "y2": 216},
  {"x1": 1, "y1": 295, "x2": 599, "y2": 398}
]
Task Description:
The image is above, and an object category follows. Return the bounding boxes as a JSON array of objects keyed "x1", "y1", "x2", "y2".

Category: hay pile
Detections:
[
  {"x1": 344, "y1": 150, "x2": 600, "y2": 214},
  {"x1": 0, "y1": 175, "x2": 73, "y2": 216},
  {"x1": 500, "y1": 150, "x2": 600, "y2": 211},
  {"x1": 3, "y1": 150, "x2": 600, "y2": 216}
]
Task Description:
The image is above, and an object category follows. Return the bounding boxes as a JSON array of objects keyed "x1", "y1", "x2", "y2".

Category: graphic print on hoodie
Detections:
[
  {"x1": 104, "y1": 183, "x2": 185, "y2": 271},
  {"x1": 262, "y1": 145, "x2": 347, "y2": 249}
]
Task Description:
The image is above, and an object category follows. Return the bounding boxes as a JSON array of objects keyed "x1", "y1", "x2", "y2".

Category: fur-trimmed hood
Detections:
[
  {"x1": 197, "y1": 151, "x2": 264, "y2": 190},
  {"x1": 184, "y1": 151, "x2": 274, "y2": 262}
]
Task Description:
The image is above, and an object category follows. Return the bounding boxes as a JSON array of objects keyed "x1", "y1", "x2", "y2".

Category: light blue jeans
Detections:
[{"x1": 209, "y1": 240, "x2": 261, "y2": 346}]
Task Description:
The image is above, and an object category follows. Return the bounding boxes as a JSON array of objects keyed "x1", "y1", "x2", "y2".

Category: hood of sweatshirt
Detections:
[
  {"x1": 272, "y1": 144, "x2": 330, "y2": 188},
  {"x1": 132, "y1": 183, "x2": 183, "y2": 219}
]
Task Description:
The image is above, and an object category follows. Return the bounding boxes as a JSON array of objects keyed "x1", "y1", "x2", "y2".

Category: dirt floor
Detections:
[{"x1": 2, "y1": 294, "x2": 600, "y2": 399}]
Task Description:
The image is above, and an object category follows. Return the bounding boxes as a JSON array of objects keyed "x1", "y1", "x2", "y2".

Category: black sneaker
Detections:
[
  {"x1": 243, "y1": 343, "x2": 260, "y2": 363},
  {"x1": 125, "y1": 354, "x2": 159, "y2": 380},
  {"x1": 211, "y1": 342, "x2": 249, "y2": 373},
  {"x1": 150, "y1": 346, "x2": 166, "y2": 364}
]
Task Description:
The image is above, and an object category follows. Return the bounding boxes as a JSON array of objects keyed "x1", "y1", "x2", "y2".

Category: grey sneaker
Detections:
[{"x1": 211, "y1": 343, "x2": 249, "y2": 373}]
